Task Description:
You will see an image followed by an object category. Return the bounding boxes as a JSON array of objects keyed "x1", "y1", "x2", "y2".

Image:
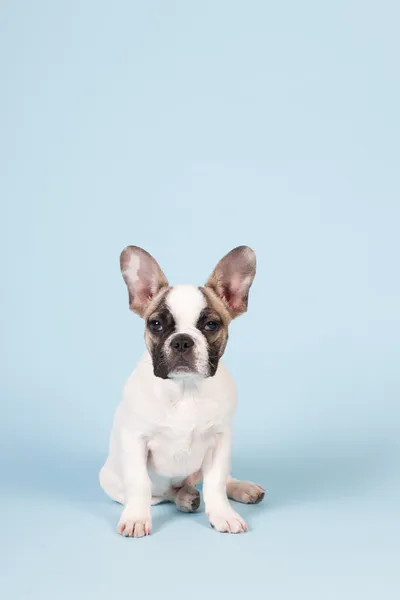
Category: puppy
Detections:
[{"x1": 100, "y1": 245, "x2": 264, "y2": 536}]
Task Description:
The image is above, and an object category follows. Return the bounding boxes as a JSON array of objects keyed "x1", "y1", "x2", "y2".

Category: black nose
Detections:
[{"x1": 170, "y1": 334, "x2": 195, "y2": 354}]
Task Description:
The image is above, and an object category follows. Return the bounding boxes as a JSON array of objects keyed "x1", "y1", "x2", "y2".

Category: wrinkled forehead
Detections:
[{"x1": 165, "y1": 285, "x2": 206, "y2": 331}]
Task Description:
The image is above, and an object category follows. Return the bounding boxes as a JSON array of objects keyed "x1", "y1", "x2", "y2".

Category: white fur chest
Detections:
[
  {"x1": 147, "y1": 395, "x2": 218, "y2": 478},
  {"x1": 118, "y1": 353, "x2": 237, "y2": 480}
]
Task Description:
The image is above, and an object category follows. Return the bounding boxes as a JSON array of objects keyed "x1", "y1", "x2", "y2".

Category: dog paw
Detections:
[
  {"x1": 175, "y1": 485, "x2": 201, "y2": 513},
  {"x1": 208, "y1": 510, "x2": 248, "y2": 533},
  {"x1": 117, "y1": 514, "x2": 152, "y2": 537},
  {"x1": 228, "y1": 480, "x2": 265, "y2": 504}
]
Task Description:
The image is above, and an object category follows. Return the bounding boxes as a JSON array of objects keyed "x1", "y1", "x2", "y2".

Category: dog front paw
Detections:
[
  {"x1": 208, "y1": 509, "x2": 248, "y2": 534},
  {"x1": 117, "y1": 511, "x2": 152, "y2": 538}
]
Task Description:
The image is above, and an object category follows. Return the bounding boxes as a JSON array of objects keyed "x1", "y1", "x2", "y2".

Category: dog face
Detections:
[{"x1": 120, "y1": 246, "x2": 256, "y2": 379}]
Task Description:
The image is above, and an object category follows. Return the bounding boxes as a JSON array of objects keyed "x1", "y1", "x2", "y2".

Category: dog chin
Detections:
[{"x1": 167, "y1": 366, "x2": 206, "y2": 381}]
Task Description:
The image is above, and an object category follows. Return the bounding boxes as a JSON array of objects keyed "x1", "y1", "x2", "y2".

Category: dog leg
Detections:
[
  {"x1": 117, "y1": 433, "x2": 152, "y2": 538},
  {"x1": 202, "y1": 431, "x2": 248, "y2": 533}
]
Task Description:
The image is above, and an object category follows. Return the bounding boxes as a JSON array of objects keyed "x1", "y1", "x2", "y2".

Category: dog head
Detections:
[{"x1": 120, "y1": 246, "x2": 256, "y2": 380}]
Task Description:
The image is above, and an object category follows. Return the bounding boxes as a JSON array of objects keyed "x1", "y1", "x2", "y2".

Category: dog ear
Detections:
[
  {"x1": 120, "y1": 246, "x2": 169, "y2": 316},
  {"x1": 205, "y1": 246, "x2": 256, "y2": 318}
]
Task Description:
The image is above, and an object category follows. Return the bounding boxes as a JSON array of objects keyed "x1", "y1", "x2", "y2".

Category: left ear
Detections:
[{"x1": 205, "y1": 246, "x2": 256, "y2": 318}]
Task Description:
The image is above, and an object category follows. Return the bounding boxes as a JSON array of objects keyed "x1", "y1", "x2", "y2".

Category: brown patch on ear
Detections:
[
  {"x1": 120, "y1": 246, "x2": 169, "y2": 317},
  {"x1": 205, "y1": 246, "x2": 256, "y2": 318}
]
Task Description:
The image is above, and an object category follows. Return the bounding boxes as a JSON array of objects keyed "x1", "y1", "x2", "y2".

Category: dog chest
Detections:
[
  {"x1": 147, "y1": 429, "x2": 215, "y2": 478},
  {"x1": 146, "y1": 400, "x2": 218, "y2": 477}
]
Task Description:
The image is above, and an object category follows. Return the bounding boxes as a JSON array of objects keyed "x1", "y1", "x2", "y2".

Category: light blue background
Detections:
[{"x1": 1, "y1": 1, "x2": 399, "y2": 598}]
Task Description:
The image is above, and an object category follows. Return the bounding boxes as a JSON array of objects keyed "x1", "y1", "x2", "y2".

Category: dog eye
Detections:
[
  {"x1": 149, "y1": 319, "x2": 163, "y2": 333},
  {"x1": 204, "y1": 321, "x2": 219, "y2": 331}
]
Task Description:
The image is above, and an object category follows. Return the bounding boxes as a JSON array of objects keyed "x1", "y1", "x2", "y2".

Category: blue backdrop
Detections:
[{"x1": 1, "y1": 2, "x2": 399, "y2": 599}]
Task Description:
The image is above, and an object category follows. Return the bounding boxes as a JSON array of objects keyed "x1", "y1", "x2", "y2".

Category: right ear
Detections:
[{"x1": 120, "y1": 246, "x2": 169, "y2": 316}]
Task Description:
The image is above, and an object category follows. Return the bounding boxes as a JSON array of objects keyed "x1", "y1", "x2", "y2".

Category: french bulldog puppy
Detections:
[{"x1": 100, "y1": 245, "x2": 264, "y2": 536}]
